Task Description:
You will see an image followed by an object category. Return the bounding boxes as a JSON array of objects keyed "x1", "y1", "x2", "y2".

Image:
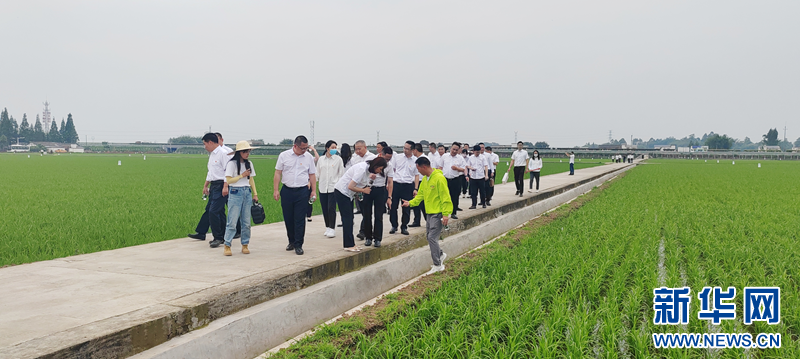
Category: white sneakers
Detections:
[
  {"x1": 324, "y1": 228, "x2": 335, "y2": 238},
  {"x1": 426, "y1": 252, "x2": 447, "y2": 275},
  {"x1": 528, "y1": 189, "x2": 533, "y2": 193}
]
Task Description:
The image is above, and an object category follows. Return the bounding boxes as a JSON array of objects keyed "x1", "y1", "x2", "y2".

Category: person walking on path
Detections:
[
  {"x1": 274, "y1": 135, "x2": 317, "y2": 255},
  {"x1": 361, "y1": 147, "x2": 393, "y2": 247},
  {"x1": 222, "y1": 141, "x2": 259, "y2": 256},
  {"x1": 482, "y1": 144, "x2": 499, "y2": 206},
  {"x1": 527, "y1": 150, "x2": 543, "y2": 193},
  {"x1": 389, "y1": 141, "x2": 419, "y2": 235},
  {"x1": 565, "y1": 151, "x2": 575, "y2": 175},
  {"x1": 316, "y1": 140, "x2": 345, "y2": 238},
  {"x1": 441, "y1": 142, "x2": 466, "y2": 219},
  {"x1": 216, "y1": 132, "x2": 241, "y2": 238},
  {"x1": 188, "y1": 133, "x2": 229, "y2": 248},
  {"x1": 402, "y1": 157, "x2": 451, "y2": 274},
  {"x1": 305, "y1": 146, "x2": 320, "y2": 223},
  {"x1": 508, "y1": 141, "x2": 529, "y2": 197},
  {"x1": 460, "y1": 147, "x2": 470, "y2": 198},
  {"x1": 467, "y1": 145, "x2": 488, "y2": 209},
  {"x1": 335, "y1": 157, "x2": 388, "y2": 252}
]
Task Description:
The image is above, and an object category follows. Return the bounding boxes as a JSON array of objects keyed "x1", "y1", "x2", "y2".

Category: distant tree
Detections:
[
  {"x1": 763, "y1": 128, "x2": 779, "y2": 146},
  {"x1": 534, "y1": 141, "x2": 550, "y2": 149},
  {"x1": 0, "y1": 135, "x2": 7, "y2": 150},
  {"x1": 0, "y1": 108, "x2": 15, "y2": 141},
  {"x1": 32, "y1": 116, "x2": 45, "y2": 142},
  {"x1": 704, "y1": 134, "x2": 734, "y2": 149},
  {"x1": 618, "y1": 138, "x2": 627, "y2": 145},
  {"x1": 279, "y1": 138, "x2": 293, "y2": 145},
  {"x1": 743, "y1": 137, "x2": 753, "y2": 145},
  {"x1": 779, "y1": 140, "x2": 792, "y2": 151},
  {"x1": 522, "y1": 141, "x2": 534, "y2": 148},
  {"x1": 19, "y1": 114, "x2": 30, "y2": 143},
  {"x1": 61, "y1": 114, "x2": 79, "y2": 143},
  {"x1": 168, "y1": 135, "x2": 203, "y2": 144},
  {"x1": 794, "y1": 137, "x2": 800, "y2": 148},
  {"x1": 47, "y1": 120, "x2": 62, "y2": 142}
]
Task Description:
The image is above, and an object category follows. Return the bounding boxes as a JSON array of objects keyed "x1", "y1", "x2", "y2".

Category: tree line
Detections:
[
  {"x1": 0, "y1": 108, "x2": 79, "y2": 149},
  {"x1": 584, "y1": 128, "x2": 799, "y2": 151}
]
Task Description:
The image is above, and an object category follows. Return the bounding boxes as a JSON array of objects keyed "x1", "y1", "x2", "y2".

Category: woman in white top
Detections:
[
  {"x1": 316, "y1": 140, "x2": 345, "y2": 238},
  {"x1": 221, "y1": 141, "x2": 259, "y2": 256},
  {"x1": 526, "y1": 150, "x2": 543, "y2": 193},
  {"x1": 334, "y1": 157, "x2": 388, "y2": 252}
]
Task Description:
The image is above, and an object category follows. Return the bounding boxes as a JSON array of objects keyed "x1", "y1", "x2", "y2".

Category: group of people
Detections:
[
  {"x1": 188, "y1": 135, "x2": 556, "y2": 274},
  {"x1": 613, "y1": 154, "x2": 634, "y2": 163}
]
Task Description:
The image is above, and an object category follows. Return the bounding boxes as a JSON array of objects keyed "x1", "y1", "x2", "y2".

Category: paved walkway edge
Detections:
[{"x1": 129, "y1": 164, "x2": 637, "y2": 359}]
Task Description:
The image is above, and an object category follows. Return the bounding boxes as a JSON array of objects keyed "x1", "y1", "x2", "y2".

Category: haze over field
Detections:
[{"x1": 1, "y1": 1, "x2": 799, "y2": 146}]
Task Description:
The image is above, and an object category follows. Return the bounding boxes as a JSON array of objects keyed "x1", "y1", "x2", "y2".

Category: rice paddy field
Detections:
[
  {"x1": 0, "y1": 152, "x2": 598, "y2": 266},
  {"x1": 270, "y1": 159, "x2": 800, "y2": 358}
]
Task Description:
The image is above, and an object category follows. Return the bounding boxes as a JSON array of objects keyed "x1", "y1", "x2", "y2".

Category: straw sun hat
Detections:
[{"x1": 229, "y1": 140, "x2": 259, "y2": 154}]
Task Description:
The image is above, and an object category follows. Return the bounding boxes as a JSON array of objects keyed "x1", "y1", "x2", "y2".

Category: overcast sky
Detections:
[{"x1": 2, "y1": 1, "x2": 799, "y2": 147}]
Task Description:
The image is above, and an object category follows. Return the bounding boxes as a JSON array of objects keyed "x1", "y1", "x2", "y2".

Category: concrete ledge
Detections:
[{"x1": 130, "y1": 165, "x2": 636, "y2": 359}]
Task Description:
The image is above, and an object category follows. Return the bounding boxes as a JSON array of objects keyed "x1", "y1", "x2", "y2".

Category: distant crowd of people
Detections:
[{"x1": 188, "y1": 135, "x2": 576, "y2": 274}]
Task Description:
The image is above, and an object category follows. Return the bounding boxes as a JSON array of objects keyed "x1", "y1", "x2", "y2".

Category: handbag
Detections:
[
  {"x1": 501, "y1": 172, "x2": 509, "y2": 184},
  {"x1": 251, "y1": 200, "x2": 266, "y2": 224}
]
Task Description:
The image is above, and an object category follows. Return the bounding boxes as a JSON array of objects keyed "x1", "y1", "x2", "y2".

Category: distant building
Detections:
[
  {"x1": 758, "y1": 145, "x2": 782, "y2": 152},
  {"x1": 654, "y1": 145, "x2": 676, "y2": 151},
  {"x1": 31, "y1": 142, "x2": 84, "y2": 153},
  {"x1": 599, "y1": 144, "x2": 623, "y2": 150}
]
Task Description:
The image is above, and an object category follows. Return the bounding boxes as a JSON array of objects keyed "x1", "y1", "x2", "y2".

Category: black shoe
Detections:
[
  {"x1": 401, "y1": 229, "x2": 410, "y2": 235},
  {"x1": 515, "y1": 191, "x2": 520, "y2": 195},
  {"x1": 188, "y1": 233, "x2": 205, "y2": 240},
  {"x1": 456, "y1": 208, "x2": 463, "y2": 212},
  {"x1": 519, "y1": 193, "x2": 523, "y2": 197},
  {"x1": 286, "y1": 244, "x2": 295, "y2": 251},
  {"x1": 486, "y1": 201, "x2": 491, "y2": 206},
  {"x1": 233, "y1": 233, "x2": 241, "y2": 239},
  {"x1": 374, "y1": 240, "x2": 381, "y2": 247},
  {"x1": 451, "y1": 214, "x2": 458, "y2": 220},
  {"x1": 357, "y1": 232, "x2": 366, "y2": 240},
  {"x1": 209, "y1": 239, "x2": 223, "y2": 248},
  {"x1": 295, "y1": 247, "x2": 304, "y2": 255},
  {"x1": 468, "y1": 206, "x2": 476, "y2": 209},
  {"x1": 337, "y1": 224, "x2": 343, "y2": 227},
  {"x1": 409, "y1": 222, "x2": 421, "y2": 228},
  {"x1": 482, "y1": 204, "x2": 487, "y2": 208},
  {"x1": 390, "y1": 227, "x2": 397, "y2": 234},
  {"x1": 365, "y1": 239, "x2": 372, "y2": 246},
  {"x1": 354, "y1": 211, "x2": 362, "y2": 214},
  {"x1": 307, "y1": 217, "x2": 312, "y2": 222}
]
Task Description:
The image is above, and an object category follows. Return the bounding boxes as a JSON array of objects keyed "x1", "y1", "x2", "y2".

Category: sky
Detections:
[{"x1": 1, "y1": 1, "x2": 799, "y2": 147}]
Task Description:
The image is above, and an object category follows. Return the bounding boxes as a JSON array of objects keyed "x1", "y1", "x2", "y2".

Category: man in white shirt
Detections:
[
  {"x1": 565, "y1": 151, "x2": 575, "y2": 175},
  {"x1": 215, "y1": 132, "x2": 234, "y2": 154},
  {"x1": 442, "y1": 142, "x2": 467, "y2": 219},
  {"x1": 389, "y1": 141, "x2": 419, "y2": 235},
  {"x1": 435, "y1": 144, "x2": 446, "y2": 169},
  {"x1": 350, "y1": 140, "x2": 376, "y2": 216},
  {"x1": 467, "y1": 145, "x2": 488, "y2": 209},
  {"x1": 508, "y1": 141, "x2": 529, "y2": 197},
  {"x1": 484, "y1": 146, "x2": 500, "y2": 205},
  {"x1": 427, "y1": 142, "x2": 440, "y2": 164},
  {"x1": 188, "y1": 133, "x2": 230, "y2": 248},
  {"x1": 460, "y1": 144, "x2": 470, "y2": 198},
  {"x1": 409, "y1": 142, "x2": 428, "y2": 227},
  {"x1": 274, "y1": 135, "x2": 317, "y2": 255},
  {"x1": 361, "y1": 146, "x2": 394, "y2": 247}
]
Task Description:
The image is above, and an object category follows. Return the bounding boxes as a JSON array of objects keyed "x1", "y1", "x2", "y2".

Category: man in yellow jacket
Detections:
[{"x1": 402, "y1": 157, "x2": 452, "y2": 274}]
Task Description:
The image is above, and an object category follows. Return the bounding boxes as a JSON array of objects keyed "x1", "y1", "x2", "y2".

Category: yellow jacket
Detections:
[{"x1": 409, "y1": 169, "x2": 453, "y2": 216}]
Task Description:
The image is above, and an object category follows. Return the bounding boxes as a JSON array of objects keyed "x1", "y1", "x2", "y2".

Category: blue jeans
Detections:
[
  {"x1": 224, "y1": 186, "x2": 252, "y2": 247},
  {"x1": 569, "y1": 163, "x2": 574, "y2": 175}
]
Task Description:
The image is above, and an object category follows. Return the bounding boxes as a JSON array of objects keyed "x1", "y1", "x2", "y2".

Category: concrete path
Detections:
[{"x1": 0, "y1": 161, "x2": 635, "y2": 359}]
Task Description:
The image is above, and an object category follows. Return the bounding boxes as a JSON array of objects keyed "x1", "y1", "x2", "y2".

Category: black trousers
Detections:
[
  {"x1": 335, "y1": 190, "x2": 356, "y2": 248},
  {"x1": 513, "y1": 166, "x2": 525, "y2": 193},
  {"x1": 486, "y1": 169, "x2": 495, "y2": 200},
  {"x1": 413, "y1": 201, "x2": 425, "y2": 224},
  {"x1": 319, "y1": 192, "x2": 337, "y2": 229},
  {"x1": 461, "y1": 175, "x2": 468, "y2": 195},
  {"x1": 469, "y1": 177, "x2": 486, "y2": 206},
  {"x1": 390, "y1": 182, "x2": 414, "y2": 230},
  {"x1": 195, "y1": 181, "x2": 227, "y2": 241},
  {"x1": 446, "y1": 177, "x2": 461, "y2": 211},
  {"x1": 361, "y1": 186, "x2": 388, "y2": 240},
  {"x1": 281, "y1": 186, "x2": 311, "y2": 248},
  {"x1": 529, "y1": 171, "x2": 540, "y2": 190}
]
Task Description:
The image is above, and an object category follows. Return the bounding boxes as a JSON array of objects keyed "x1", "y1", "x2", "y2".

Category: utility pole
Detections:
[
  {"x1": 784, "y1": 124, "x2": 788, "y2": 143},
  {"x1": 310, "y1": 121, "x2": 315, "y2": 145},
  {"x1": 609, "y1": 130, "x2": 612, "y2": 143}
]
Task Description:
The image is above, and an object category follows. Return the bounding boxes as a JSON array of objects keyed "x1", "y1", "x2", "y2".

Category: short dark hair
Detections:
[
  {"x1": 214, "y1": 132, "x2": 223, "y2": 139},
  {"x1": 462, "y1": 148, "x2": 468, "y2": 154},
  {"x1": 438, "y1": 144, "x2": 445, "y2": 149},
  {"x1": 478, "y1": 142, "x2": 484, "y2": 146},
  {"x1": 486, "y1": 146, "x2": 492, "y2": 151},
  {"x1": 382, "y1": 146, "x2": 394, "y2": 155},
  {"x1": 517, "y1": 141, "x2": 523, "y2": 145},
  {"x1": 378, "y1": 141, "x2": 389, "y2": 148},
  {"x1": 415, "y1": 157, "x2": 431, "y2": 167},
  {"x1": 295, "y1": 135, "x2": 308, "y2": 146},
  {"x1": 325, "y1": 140, "x2": 337, "y2": 149},
  {"x1": 452, "y1": 141, "x2": 461, "y2": 148},
  {"x1": 414, "y1": 143, "x2": 423, "y2": 153},
  {"x1": 473, "y1": 145, "x2": 481, "y2": 152},
  {"x1": 202, "y1": 133, "x2": 219, "y2": 143},
  {"x1": 428, "y1": 142, "x2": 436, "y2": 148},
  {"x1": 405, "y1": 140, "x2": 415, "y2": 148}
]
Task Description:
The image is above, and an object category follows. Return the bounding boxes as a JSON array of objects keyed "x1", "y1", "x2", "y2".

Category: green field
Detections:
[
  {"x1": 0, "y1": 153, "x2": 598, "y2": 266},
  {"x1": 272, "y1": 159, "x2": 800, "y2": 358}
]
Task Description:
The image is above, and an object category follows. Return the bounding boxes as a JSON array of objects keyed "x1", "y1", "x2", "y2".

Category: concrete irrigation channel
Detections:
[{"x1": 0, "y1": 161, "x2": 637, "y2": 359}]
